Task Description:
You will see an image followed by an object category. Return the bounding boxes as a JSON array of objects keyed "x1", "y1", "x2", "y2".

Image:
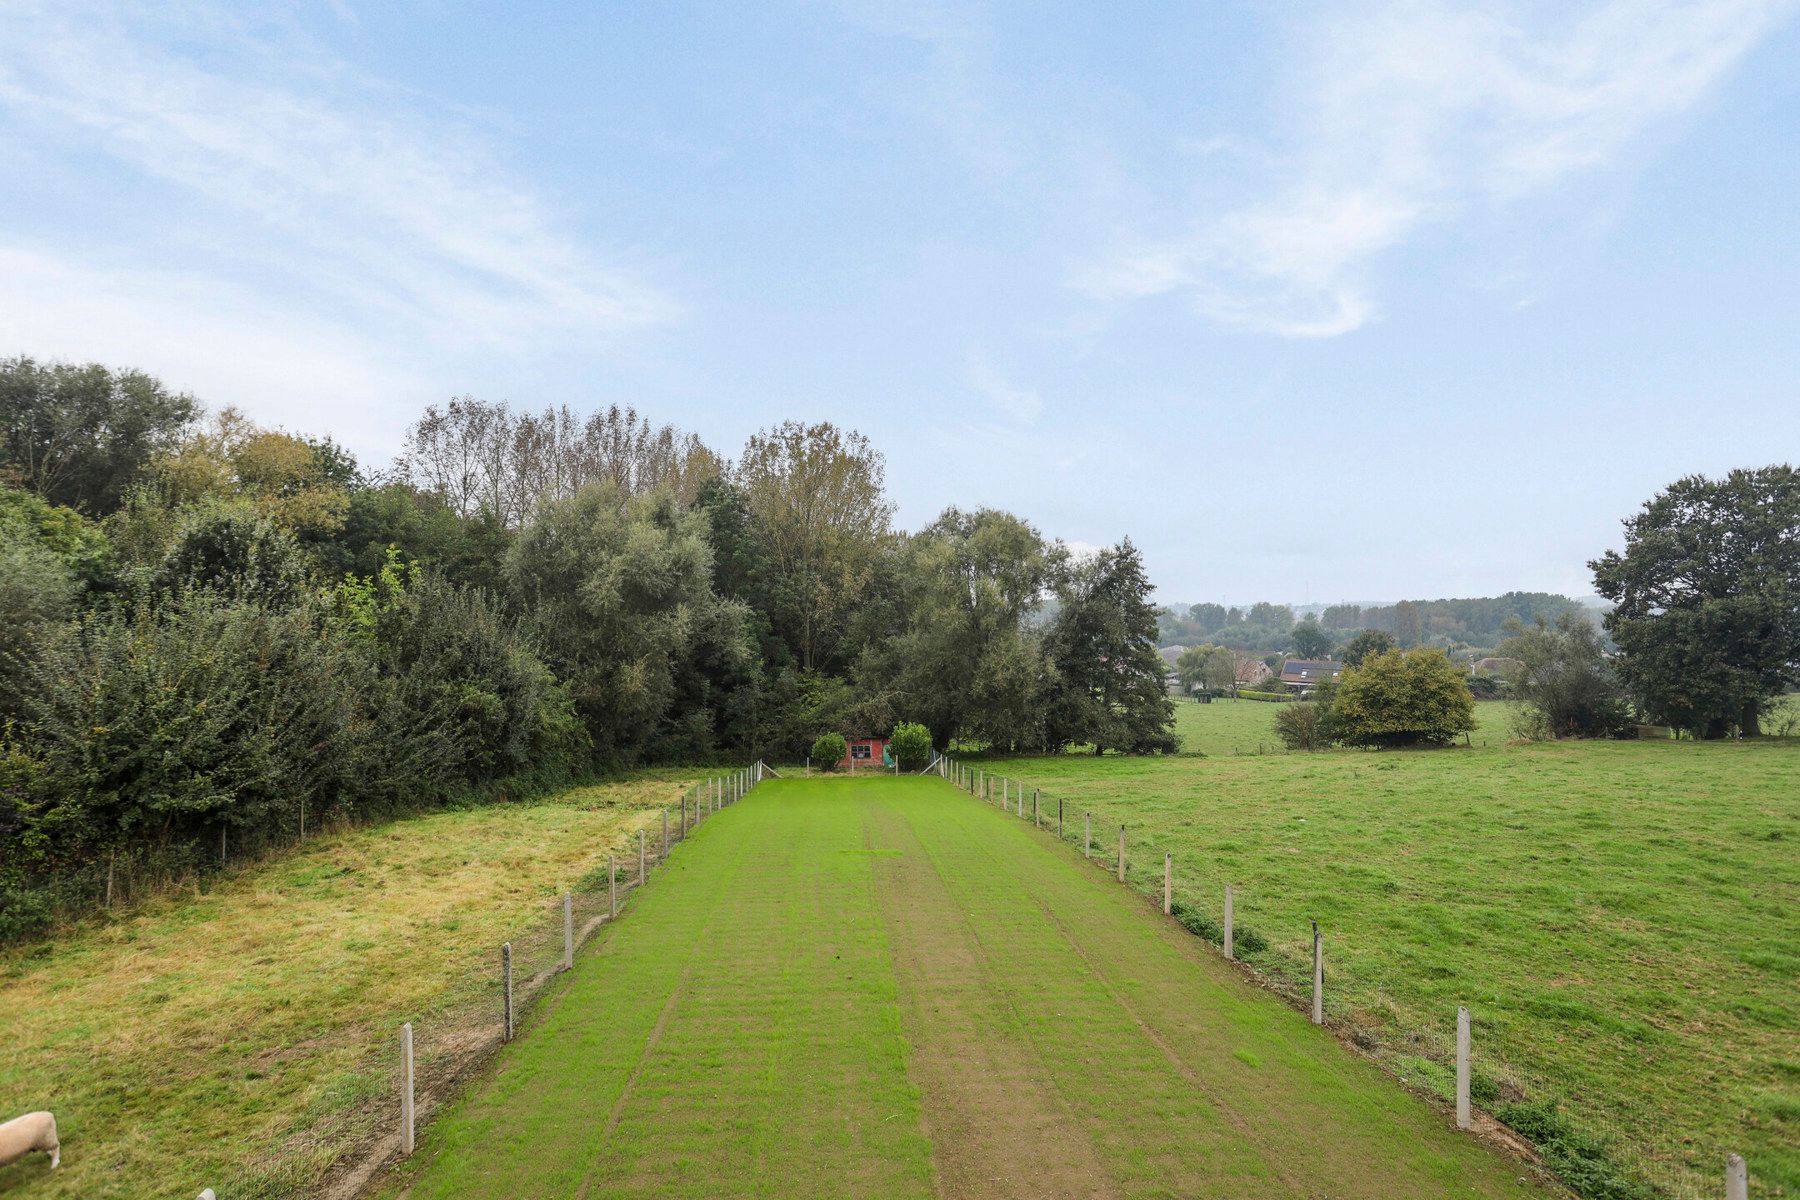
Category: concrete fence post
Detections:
[
  {"x1": 1163, "y1": 852, "x2": 1172, "y2": 915},
  {"x1": 502, "y1": 942, "x2": 514, "y2": 1041},
  {"x1": 639, "y1": 829, "x2": 646, "y2": 885},
  {"x1": 563, "y1": 891, "x2": 573, "y2": 970},
  {"x1": 1455, "y1": 1006, "x2": 1471, "y2": 1129},
  {"x1": 1727, "y1": 1154, "x2": 1748, "y2": 1200},
  {"x1": 609, "y1": 856, "x2": 617, "y2": 919},
  {"x1": 400, "y1": 1021, "x2": 415, "y2": 1155},
  {"x1": 1224, "y1": 885, "x2": 1234, "y2": 959},
  {"x1": 1311, "y1": 922, "x2": 1323, "y2": 1025},
  {"x1": 1117, "y1": 825, "x2": 1126, "y2": 883}
]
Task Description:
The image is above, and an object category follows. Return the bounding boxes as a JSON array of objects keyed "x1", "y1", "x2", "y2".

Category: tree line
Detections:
[
  {"x1": 1258, "y1": 467, "x2": 1799, "y2": 749},
  {"x1": 0, "y1": 356, "x2": 1174, "y2": 937},
  {"x1": 1159, "y1": 592, "x2": 1596, "y2": 657}
]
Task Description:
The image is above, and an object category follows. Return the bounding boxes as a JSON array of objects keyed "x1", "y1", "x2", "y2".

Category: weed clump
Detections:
[{"x1": 1496, "y1": 1099, "x2": 1659, "y2": 1200}]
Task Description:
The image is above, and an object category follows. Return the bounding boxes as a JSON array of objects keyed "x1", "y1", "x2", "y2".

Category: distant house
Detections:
[
  {"x1": 1234, "y1": 656, "x2": 1274, "y2": 688},
  {"x1": 1471, "y1": 657, "x2": 1522, "y2": 680},
  {"x1": 1158, "y1": 646, "x2": 1187, "y2": 695},
  {"x1": 1279, "y1": 659, "x2": 1343, "y2": 692},
  {"x1": 839, "y1": 736, "x2": 889, "y2": 769}
]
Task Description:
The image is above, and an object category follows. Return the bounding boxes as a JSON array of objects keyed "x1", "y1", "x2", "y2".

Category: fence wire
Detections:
[
  {"x1": 939, "y1": 757, "x2": 1745, "y2": 1200},
  {"x1": 194, "y1": 765, "x2": 765, "y2": 1200}
]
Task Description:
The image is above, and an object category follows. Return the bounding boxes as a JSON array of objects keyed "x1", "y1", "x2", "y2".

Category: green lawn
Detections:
[
  {"x1": 978, "y1": 740, "x2": 1800, "y2": 1199},
  {"x1": 1171, "y1": 695, "x2": 1513, "y2": 756},
  {"x1": 384, "y1": 777, "x2": 1546, "y2": 1199}
]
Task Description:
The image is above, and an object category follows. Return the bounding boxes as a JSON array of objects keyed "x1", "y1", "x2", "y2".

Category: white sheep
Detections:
[{"x1": 0, "y1": 1111, "x2": 59, "y2": 1170}]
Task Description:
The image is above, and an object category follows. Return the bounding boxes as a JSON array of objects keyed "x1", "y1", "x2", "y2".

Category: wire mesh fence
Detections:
[
  {"x1": 191, "y1": 764, "x2": 768, "y2": 1200},
  {"x1": 938, "y1": 756, "x2": 1753, "y2": 1200}
]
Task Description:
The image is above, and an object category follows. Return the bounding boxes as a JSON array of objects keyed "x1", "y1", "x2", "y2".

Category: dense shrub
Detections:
[
  {"x1": 156, "y1": 501, "x2": 309, "y2": 608},
  {"x1": 334, "y1": 555, "x2": 583, "y2": 791},
  {"x1": 8, "y1": 592, "x2": 377, "y2": 879},
  {"x1": 1501, "y1": 615, "x2": 1634, "y2": 739},
  {"x1": 810, "y1": 731, "x2": 847, "y2": 769},
  {"x1": 889, "y1": 721, "x2": 932, "y2": 769},
  {"x1": 1331, "y1": 649, "x2": 1476, "y2": 748},
  {"x1": 1238, "y1": 689, "x2": 1289, "y2": 702},
  {"x1": 1274, "y1": 702, "x2": 1332, "y2": 750}
]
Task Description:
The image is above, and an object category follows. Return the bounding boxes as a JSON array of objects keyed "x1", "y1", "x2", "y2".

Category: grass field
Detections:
[
  {"x1": 1170, "y1": 696, "x2": 1513, "y2": 756},
  {"x1": 383, "y1": 776, "x2": 1546, "y2": 1199},
  {"x1": 979, "y1": 740, "x2": 1800, "y2": 1198},
  {"x1": 0, "y1": 776, "x2": 698, "y2": 1199}
]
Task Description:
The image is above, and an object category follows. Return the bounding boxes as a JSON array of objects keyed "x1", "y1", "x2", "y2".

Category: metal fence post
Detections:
[
  {"x1": 1085, "y1": 812, "x2": 1091, "y2": 858},
  {"x1": 639, "y1": 828, "x2": 646, "y2": 885},
  {"x1": 502, "y1": 942, "x2": 513, "y2": 1041},
  {"x1": 1311, "y1": 922, "x2": 1323, "y2": 1025},
  {"x1": 1456, "y1": 1006, "x2": 1471, "y2": 1129},
  {"x1": 1117, "y1": 825, "x2": 1126, "y2": 882},
  {"x1": 1224, "y1": 885, "x2": 1234, "y2": 959},
  {"x1": 563, "y1": 891, "x2": 573, "y2": 970},
  {"x1": 662, "y1": 808, "x2": 669, "y2": 859},
  {"x1": 1058, "y1": 795, "x2": 1063, "y2": 837},
  {"x1": 400, "y1": 1021, "x2": 415, "y2": 1155},
  {"x1": 1163, "y1": 852, "x2": 1172, "y2": 915},
  {"x1": 1034, "y1": 789, "x2": 1040, "y2": 828},
  {"x1": 1726, "y1": 1154, "x2": 1748, "y2": 1200},
  {"x1": 609, "y1": 856, "x2": 617, "y2": 919}
]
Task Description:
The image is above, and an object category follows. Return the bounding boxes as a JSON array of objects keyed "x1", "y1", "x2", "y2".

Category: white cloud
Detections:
[
  {"x1": 967, "y1": 352, "x2": 1044, "y2": 424},
  {"x1": 1080, "y1": 0, "x2": 1797, "y2": 336},
  {"x1": 0, "y1": 245, "x2": 423, "y2": 454},
  {"x1": 0, "y1": 0, "x2": 673, "y2": 457}
]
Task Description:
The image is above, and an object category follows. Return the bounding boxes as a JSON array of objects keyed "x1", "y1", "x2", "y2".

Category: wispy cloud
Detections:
[
  {"x1": 1080, "y1": 0, "x2": 1797, "y2": 337},
  {"x1": 0, "y1": 0, "x2": 671, "y2": 450},
  {"x1": 967, "y1": 351, "x2": 1044, "y2": 424}
]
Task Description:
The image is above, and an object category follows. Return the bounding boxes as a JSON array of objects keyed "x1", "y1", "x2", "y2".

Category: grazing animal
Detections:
[{"x1": 0, "y1": 1111, "x2": 59, "y2": 1170}]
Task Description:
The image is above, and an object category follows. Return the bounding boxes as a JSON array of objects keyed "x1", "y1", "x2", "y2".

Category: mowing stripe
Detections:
[{"x1": 384, "y1": 778, "x2": 1546, "y2": 1200}]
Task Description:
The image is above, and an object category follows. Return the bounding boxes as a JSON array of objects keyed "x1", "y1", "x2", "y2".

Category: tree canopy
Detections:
[{"x1": 1591, "y1": 466, "x2": 1800, "y2": 737}]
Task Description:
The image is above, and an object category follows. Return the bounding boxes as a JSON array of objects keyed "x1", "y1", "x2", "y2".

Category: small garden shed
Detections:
[{"x1": 841, "y1": 736, "x2": 888, "y2": 768}]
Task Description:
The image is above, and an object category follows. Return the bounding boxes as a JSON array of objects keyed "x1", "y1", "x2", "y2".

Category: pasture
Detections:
[
  {"x1": 1170, "y1": 695, "x2": 1513, "y2": 756},
  {"x1": 0, "y1": 777, "x2": 694, "y2": 1199},
  {"x1": 385, "y1": 777, "x2": 1543, "y2": 1199},
  {"x1": 982, "y1": 739, "x2": 1800, "y2": 1197}
]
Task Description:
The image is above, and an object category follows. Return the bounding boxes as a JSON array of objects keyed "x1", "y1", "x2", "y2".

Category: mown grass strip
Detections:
[{"x1": 391, "y1": 778, "x2": 1547, "y2": 1199}]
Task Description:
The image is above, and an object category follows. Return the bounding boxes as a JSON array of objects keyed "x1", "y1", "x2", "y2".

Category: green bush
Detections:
[
  {"x1": 889, "y1": 721, "x2": 932, "y2": 769},
  {"x1": 1238, "y1": 689, "x2": 1289, "y2": 702},
  {"x1": 810, "y1": 731, "x2": 847, "y2": 770},
  {"x1": 1331, "y1": 648, "x2": 1476, "y2": 748},
  {"x1": 1274, "y1": 702, "x2": 1332, "y2": 750}
]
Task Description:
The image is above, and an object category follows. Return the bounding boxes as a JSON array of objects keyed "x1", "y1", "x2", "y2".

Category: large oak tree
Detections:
[{"x1": 1591, "y1": 466, "x2": 1799, "y2": 737}]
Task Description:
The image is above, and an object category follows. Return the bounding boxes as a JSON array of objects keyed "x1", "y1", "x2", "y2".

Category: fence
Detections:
[
  {"x1": 191, "y1": 763, "x2": 771, "y2": 1200},
  {"x1": 936, "y1": 756, "x2": 1756, "y2": 1200}
]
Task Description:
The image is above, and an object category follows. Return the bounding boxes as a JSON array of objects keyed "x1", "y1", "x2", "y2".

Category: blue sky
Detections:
[{"x1": 3, "y1": 1, "x2": 1797, "y2": 604}]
